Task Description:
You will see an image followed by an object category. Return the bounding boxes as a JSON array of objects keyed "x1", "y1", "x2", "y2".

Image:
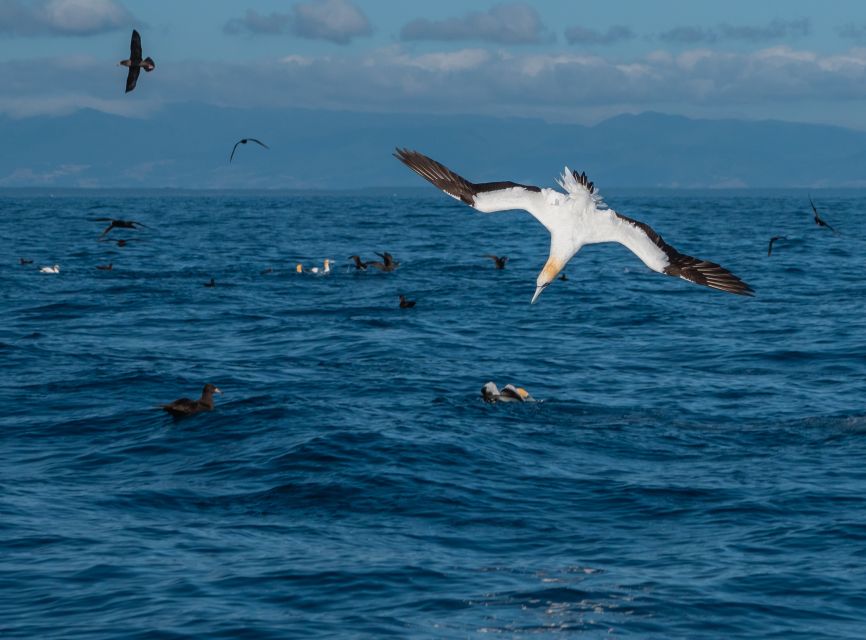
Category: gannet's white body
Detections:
[{"x1": 395, "y1": 148, "x2": 753, "y2": 303}]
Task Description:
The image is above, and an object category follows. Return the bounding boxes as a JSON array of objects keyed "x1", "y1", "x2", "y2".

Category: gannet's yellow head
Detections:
[
  {"x1": 324, "y1": 259, "x2": 330, "y2": 269},
  {"x1": 532, "y1": 257, "x2": 565, "y2": 304},
  {"x1": 296, "y1": 263, "x2": 303, "y2": 273},
  {"x1": 515, "y1": 387, "x2": 530, "y2": 400}
]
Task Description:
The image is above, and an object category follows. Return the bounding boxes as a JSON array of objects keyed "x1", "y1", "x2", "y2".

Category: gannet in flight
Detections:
[{"x1": 395, "y1": 148, "x2": 753, "y2": 303}]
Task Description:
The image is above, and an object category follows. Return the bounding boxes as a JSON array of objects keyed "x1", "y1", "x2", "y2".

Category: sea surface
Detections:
[{"x1": 2, "y1": 189, "x2": 866, "y2": 639}]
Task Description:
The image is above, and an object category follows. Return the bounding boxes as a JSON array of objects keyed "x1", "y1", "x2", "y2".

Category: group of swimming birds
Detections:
[{"x1": 20, "y1": 29, "x2": 842, "y2": 418}]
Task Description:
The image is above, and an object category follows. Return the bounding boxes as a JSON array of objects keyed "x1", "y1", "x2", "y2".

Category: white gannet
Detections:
[
  {"x1": 481, "y1": 382, "x2": 534, "y2": 403},
  {"x1": 310, "y1": 259, "x2": 331, "y2": 275},
  {"x1": 395, "y1": 149, "x2": 753, "y2": 303},
  {"x1": 39, "y1": 264, "x2": 60, "y2": 274}
]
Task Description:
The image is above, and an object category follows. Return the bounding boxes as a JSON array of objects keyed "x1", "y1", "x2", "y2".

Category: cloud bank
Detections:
[
  {"x1": 224, "y1": 0, "x2": 372, "y2": 45},
  {"x1": 400, "y1": 3, "x2": 552, "y2": 45},
  {"x1": 660, "y1": 18, "x2": 811, "y2": 44},
  {"x1": 564, "y1": 25, "x2": 634, "y2": 46}
]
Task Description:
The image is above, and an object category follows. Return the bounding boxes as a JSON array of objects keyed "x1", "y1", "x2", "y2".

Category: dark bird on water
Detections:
[
  {"x1": 399, "y1": 295, "x2": 416, "y2": 308},
  {"x1": 767, "y1": 236, "x2": 787, "y2": 257},
  {"x1": 809, "y1": 196, "x2": 837, "y2": 234},
  {"x1": 19, "y1": 258, "x2": 33, "y2": 265},
  {"x1": 230, "y1": 138, "x2": 269, "y2": 163},
  {"x1": 261, "y1": 268, "x2": 274, "y2": 275},
  {"x1": 368, "y1": 251, "x2": 399, "y2": 272},
  {"x1": 93, "y1": 218, "x2": 148, "y2": 237},
  {"x1": 484, "y1": 254, "x2": 508, "y2": 269},
  {"x1": 119, "y1": 29, "x2": 155, "y2": 93},
  {"x1": 204, "y1": 278, "x2": 216, "y2": 287},
  {"x1": 96, "y1": 263, "x2": 113, "y2": 271},
  {"x1": 160, "y1": 383, "x2": 222, "y2": 419},
  {"x1": 349, "y1": 255, "x2": 368, "y2": 270},
  {"x1": 558, "y1": 273, "x2": 568, "y2": 281}
]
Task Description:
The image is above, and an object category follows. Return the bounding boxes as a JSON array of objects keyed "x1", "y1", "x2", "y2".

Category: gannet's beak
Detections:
[
  {"x1": 531, "y1": 283, "x2": 548, "y2": 304},
  {"x1": 214, "y1": 387, "x2": 223, "y2": 394}
]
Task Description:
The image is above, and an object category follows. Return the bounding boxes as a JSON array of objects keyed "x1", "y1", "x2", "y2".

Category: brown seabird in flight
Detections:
[
  {"x1": 120, "y1": 29, "x2": 155, "y2": 94},
  {"x1": 484, "y1": 254, "x2": 508, "y2": 269},
  {"x1": 394, "y1": 148, "x2": 753, "y2": 303},
  {"x1": 767, "y1": 236, "x2": 787, "y2": 257},
  {"x1": 230, "y1": 139, "x2": 270, "y2": 163},
  {"x1": 349, "y1": 255, "x2": 368, "y2": 270},
  {"x1": 92, "y1": 218, "x2": 148, "y2": 237},
  {"x1": 160, "y1": 383, "x2": 222, "y2": 419},
  {"x1": 809, "y1": 196, "x2": 837, "y2": 234}
]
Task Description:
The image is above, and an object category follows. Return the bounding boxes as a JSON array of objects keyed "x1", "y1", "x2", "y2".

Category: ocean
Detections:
[{"x1": 2, "y1": 189, "x2": 866, "y2": 638}]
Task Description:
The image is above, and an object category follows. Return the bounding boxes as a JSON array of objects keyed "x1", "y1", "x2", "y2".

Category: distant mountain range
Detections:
[{"x1": 2, "y1": 104, "x2": 866, "y2": 189}]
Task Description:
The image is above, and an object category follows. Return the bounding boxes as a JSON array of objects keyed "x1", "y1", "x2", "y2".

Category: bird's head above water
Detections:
[{"x1": 202, "y1": 383, "x2": 222, "y2": 397}]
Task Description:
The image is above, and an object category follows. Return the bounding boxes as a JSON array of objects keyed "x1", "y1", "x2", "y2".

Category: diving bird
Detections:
[
  {"x1": 399, "y1": 295, "x2": 416, "y2": 308},
  {"x1": 349, "y1": 255, "x2": 368, "y2": 270},
  {"x1": 809, "y1": 196, "x2": 837, "y2": 234},
  {"x1": 484, "y1": 254, "x2": 508, "y2": 269},
  {"x1": 367, "y1": 251, "x2": 399, "y2": 272},
  {"x1": 39, "y1": 264, "x2": 60, "y2": 274},
  {"x1": 395, "y1": 148, "x2": 753, "y2": 303},
  {"x1": 119, "y1": 29, "x2": 155, "y2": 93},
  {"x1": 767, "y1": 236, "x2": 787, "y2": 257},
  {"x1": 230, "y1": 138, "x2": 269, "y2": 163},
  {"x1": 160, "y1": 383, "x2": 221, "y2": 419},
  {"x1": 93, "y1": 218, "x2": 148, "y2": 237}
]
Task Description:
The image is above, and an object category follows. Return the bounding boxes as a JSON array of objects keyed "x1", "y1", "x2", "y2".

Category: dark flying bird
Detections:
[
  {"x1": 204, "y1": 278, "x2": 216, "y2": 287},
  {"x1": 160, "y1": 383, "x2": 222, "y2": 420},
  {"x1": 230, "y1": 138, "x2": 270, "y2": 163},
  {"x1": 399, "y1": 295, "x2": 416, "y2": 308},
  {"x1": 19, "y1": 258, "x2": 33, "y2": 265},
  {"x1": 119, "y1": 29, "x2": 155, "y2": 93},
  {"x1": 767, "y1": 236, "x2": 787, "y2": 257},
  {"x1": 96, "y1": 263, "x2": 113, "y2": 271},
  {"x1": 394, "y1": 148, "x2": 753, "y2": 302},
  {"x1": 367, "y1": 251, "x2": 399, "y2": 272},
  {"x1": 809, "y1": 196, "x2": 837, "y2": 234},
  {"x1": 92, "y1": 218, "x2": 148, "y2": 237},
  {"x1": 484, "y1": 254, "x2": 508, "y2": 269},
  {"x1": 348, "y1": 255, "x2": 368, "y2": 270}
]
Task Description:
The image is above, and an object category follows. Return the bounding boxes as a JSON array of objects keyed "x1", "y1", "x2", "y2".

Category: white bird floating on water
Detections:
[
  {"x1": 481, "y1": 382, "x2": 534, "y2": 404},
  {"x1": 395, "y1": 149, "x2": 753, "y2": 303},
  {"x1": 39, "y1": 264, "x2": 60, "y2": 274},
  {"x1": 310, "y1": 259, "x2": 332, "y2": 275}
]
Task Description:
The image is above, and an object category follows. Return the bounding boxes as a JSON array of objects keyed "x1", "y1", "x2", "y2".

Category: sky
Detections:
[{"x1": 3, "y1": 0, "x2": 866, "y2": 128}]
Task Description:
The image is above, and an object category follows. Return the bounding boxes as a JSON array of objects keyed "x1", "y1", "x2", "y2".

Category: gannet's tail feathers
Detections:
[
  {"x1": 616, "y1": 212, "x2": 754, "y2": 296},
  {"x1": 557, "y1": 167, "x2": 606, "y2": 207},
  {"x1": 394, "y1": 148, "x2": 541, "y2": 208}
]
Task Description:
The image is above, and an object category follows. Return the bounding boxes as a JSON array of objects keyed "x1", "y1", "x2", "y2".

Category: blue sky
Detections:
[{"x1": 3, "y1": 0, "x2": 866, "y2": 127}]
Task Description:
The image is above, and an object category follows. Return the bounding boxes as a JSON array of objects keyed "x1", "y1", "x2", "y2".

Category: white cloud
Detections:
[
  {"x1": 400, "y1": 3, "x2": 552, "y2": 45},
  {"x1": 0, "y1": 0, "x2": 132, "y2": 36}
]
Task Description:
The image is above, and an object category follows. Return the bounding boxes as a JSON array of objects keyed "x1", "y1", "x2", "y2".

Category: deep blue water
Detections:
[{"x1": 2, "y1": 189, "x2": 866, "y2": 638}]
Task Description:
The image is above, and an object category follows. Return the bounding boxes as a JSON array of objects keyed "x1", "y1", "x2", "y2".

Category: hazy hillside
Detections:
[{"x1": 2, "y1": 105, "x2": 865, "y2": 189}]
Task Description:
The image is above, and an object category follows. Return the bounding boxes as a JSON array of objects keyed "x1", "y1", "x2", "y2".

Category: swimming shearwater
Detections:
[
  {"x1": 19, "y1": 258, "x2": 33, "y2": 265},
  {"x1": 230, "y1": 138, "x2": 269, "y2": 163},
  {"x1": 484, "y1": 254, "x2": 508, "y2": 269},
  {"x1": 96, "y1": 263, "x2": 113, "y2": 271},
  {"x1": 809, "y1": 196, "x2": 837, "y2": 234},
  {"x1": 395, "y1": 148, "x2": 753, "y2": 303},
  {"x1": 160, "y1": 383, "x2": 221, "y2": 419},
  {"x1": 93, "y1": 218, "x2": 148, "y2": 237},
  {"x1": 399, "y1": 295, "x2": 416, "y2": 308},
  {"x1": 119, "y1": 29, "x2": 155, "y2": 93}
]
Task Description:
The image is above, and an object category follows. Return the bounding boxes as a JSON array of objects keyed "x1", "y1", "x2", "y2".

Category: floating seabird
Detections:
[
  {"x1": 160, "y1": 383, "x2": 221, "y2": 419},
  {"x1": 481, "y1": 382, "x2": 533, "y2": 403},
  {"x1": 96, "y1": 263, "x2": 113, "y2": 271},
  {"x1": 19, "y1": 258, "x2": 33, "y2": 265},
  {"x1": 399, "y1": 295, "x2": 416, "y2": 308},
  {"x1": 119, "y1": 29, "x2": 155, "y2": 94},
  {"x1": 809, "y1": 196, "x2": 837, "y2": 234},
  {"x1": 367, "y1": 251, "x2": 399, "y2": 272},
  {"x1": 39, "y1": 264, "x2": 60, "y2": 274},
  {"x1": 230, "y1": 138, "x2": 269, "y2": 163},
  {"x1": 296, "y1": 263, "x2": 304, "y2": 273},
  {"x1": 395, "y1": 148, "x2": 753, "y2": 303},
  {"x1": 92, "y1": 218, "x2": 148, "y2": 237},
  {"x1": 204, "y1": 278, "x2": 216, "y2": 287},
  {"x1": 349, "y1": 255, "x2": 368, "y2": 270},
  {"x1": 558, "y1": 273, "x2": 568, "y2": 281},
  {"x1": 484, "y1": 254, "x2": 508, "y2": 269},
  {"x1": 767, "y1": 236, "x2": 787, "y2": 257},
  {"x1": 310, "y1": 259, "x2": 331, "y2": 275},
  {"x1": 261, "y1": 268, "x2": 274, "y2": 275}
]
